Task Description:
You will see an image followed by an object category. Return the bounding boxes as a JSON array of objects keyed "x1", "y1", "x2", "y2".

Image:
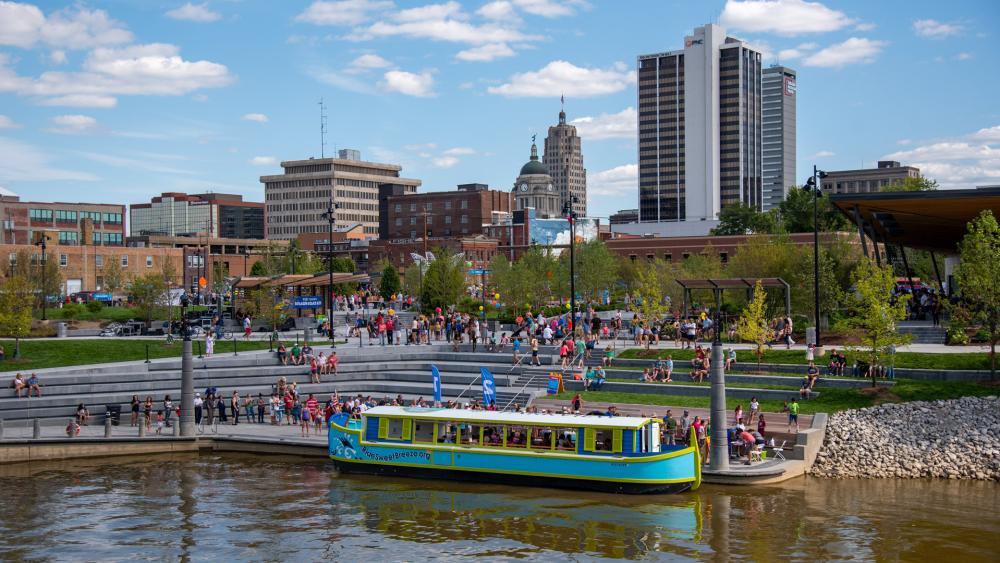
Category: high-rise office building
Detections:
[
  {"x1": 635, "y1": 24, "x2": 763, "y2": 235},
  {"x1": 762, "y1": 66, "x2": 797, "y2": 210},
  {"x1": 543, "y1": 103, "x2": 587, "y2": 216},
  {"x1": 260, "y1": 150, "x2": 421, "y2": 239},
  {"x1": 130, "y1": 192, "x2": 265, "y2": 239}
]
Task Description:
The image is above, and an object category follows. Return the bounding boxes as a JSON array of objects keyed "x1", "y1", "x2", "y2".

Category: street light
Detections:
[
  {"x1": 562, "y1": 196, "x2": 579, "y2": 334},
  {"x1": 34, "y1": 235, "x2": 50, "y2": 321},
  {"x1": 803, "y1": 165, "x2": 829, "y2": 349},
  {"x1": 322, "y1": 199, "x2": 339, "y2": 348}
]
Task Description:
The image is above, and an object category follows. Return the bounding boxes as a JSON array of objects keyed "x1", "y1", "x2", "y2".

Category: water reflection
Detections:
[{"x1": 0, "y1": 455, "x2": 996, "y2": 561}]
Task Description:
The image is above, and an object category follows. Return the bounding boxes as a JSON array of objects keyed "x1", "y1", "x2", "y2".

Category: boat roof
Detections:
[{"x1": 362, "y1": 406, "x2": 652, "y2": 429}]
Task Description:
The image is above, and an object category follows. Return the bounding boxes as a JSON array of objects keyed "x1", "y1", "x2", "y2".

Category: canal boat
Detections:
[{"x1": 328, "y1": 407, "x2": 701, "y2": 494}]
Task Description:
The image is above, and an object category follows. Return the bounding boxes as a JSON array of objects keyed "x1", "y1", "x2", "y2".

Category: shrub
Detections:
[
  {"x1": 61, "y1": 303, "x2": 84, "y2": 319},
  {"x1": 86, "y1": 300, "x2": 104, "y2": 313},
  {"x1": 946, "y1": 325, "x2": 969, "y2": 346}
]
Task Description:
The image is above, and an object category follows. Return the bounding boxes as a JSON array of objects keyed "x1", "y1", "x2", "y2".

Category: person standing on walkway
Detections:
[
  {"x1": 163, "y1": 395, "x2": 174, "y2": 428},
  {"x1": 243, "y1": 315, "x2": 252, "y2": 341},
  {"x1": 205, "y1": 331, "x2": 214, "y2": 357},
  {"x1": 257, "y1": 393, "x2": 266, "y2": 423},
  {"x1": 217, "y1": 394, "x2": 227, "y2": 424},
  {"x1": 143, "y1": 396, "x2": 153, "y2": 429},
  {"x1": 231, "y1": 392, "x2": 240, "y2": 425},
  {"x1": 194, "y1": 393, "x2": 203, "y2": 426},
  {"x1": 130, "y1": 395, "x2": 140, "y2": 427},
  {"x1": 786, "y1": 400, "x2": 799, "y2": 433}
]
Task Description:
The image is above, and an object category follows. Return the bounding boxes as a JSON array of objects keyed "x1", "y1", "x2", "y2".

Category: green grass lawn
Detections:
[
  {"x1": 605, "y1": 377, "x2": 802, "y2": 391},
  {"x1": 552, "y1": 378, "x2": 998, "y2": 415},
  {"x1": 35, "y1": 305, "x2": 214, "y2": 323},
  {"x1": 617, "y1": 347, "x2": 993, "y2": 371},
  {"x1": 0, "y1": 339, "x2": 276, "y2": 371}
]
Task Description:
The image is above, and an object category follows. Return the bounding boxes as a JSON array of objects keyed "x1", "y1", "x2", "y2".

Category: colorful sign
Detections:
[{"x1": 291, "y1": 296, "x2": 323, "y2": 309}]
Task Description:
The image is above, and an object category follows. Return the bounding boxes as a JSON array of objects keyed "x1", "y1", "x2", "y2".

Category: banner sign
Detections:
[{"x1": 291, "y1": 296, "x2": 323, "y2": 309}]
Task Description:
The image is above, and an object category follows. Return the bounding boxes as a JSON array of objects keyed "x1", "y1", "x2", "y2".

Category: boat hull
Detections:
[{"x1": 331, "y1": 457, "x2": 693, "y2": 495}]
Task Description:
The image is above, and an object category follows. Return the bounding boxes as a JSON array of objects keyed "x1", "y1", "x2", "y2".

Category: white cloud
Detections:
[
  {"x1": 488, "y1": 60, "x2": 635, "y2": 98},
  {"x1": 777, "y1": 41, "x2": 818, "y2": 60},
  {"x1": 881, "y1": 126, "x2": 1000, "y2": 187},
  {"x1": 802, "y1": 37, "x2": 887, "y2": 68},
  {"x1": 570, "y1": 107, "x2": 635, "y2": 140},
  {"x1": 381, "y1": 70, "x2": 435, "y2": 97},
  {"x1": 478, "y1": 1, "x2": 518, "y2": 21},
  {"x1": 295, "y1": 0, "x2": 393, "y2": 26},
  {"x1": 166, "y1": 3, "x2": 222, "y2": 23},
  {"x1": 589, "y1": 164, "x2": 637, "y2": 197},
  {"x1": 720, "y1": 0, "x2": 854, "y2": 36},
  {"x1": 78, "y1": 150, "x2": 193, "y2": 175},
  {"x1": 0, "y1": 3, "x2": 133, "y2": 50},
  {"x1": 510, "y1": 0, "x2": 588, "y2": 18},
  {"x1": 0, "y1": 43, "x2": 234, "y2": 106},
  {"x1": 955, "y1": 52, "x2": 973, "y2": 61},
  {"x1": 0, "y1": 115, "x2": 20, "y2": 129},
  {"x1": 855, "y1": 22, "x2": 876, "y2": 31},
  {"x1": 811, "y1": 150, "x2": 835, "y2": 158},
  {"x1": 37, "y1": 94, "x2": 118, "y2": 108},
  {"x1": 431, "y1": 156, "x2": 459, "y2": 168},
  {"x1": 313, "y1": 69, "x2": 375, "y2": 94},
  {"x1": 48, "y1": 114, "x2": 98, "y2": 134},
  {"x1": 242, "y1": 113, "x2": 269, "y2": 123},
  {"x1": 0, "y1": 137, "x2": 98, "y2": 182},
  {"x1": 348, "y1": 53, "x2": 392, "y2": 71},
  {"x1": 443, "y1": 147, "x2": 475, "y2": 156},
  {"x1": 897, "y1": 139, "x2": 912, "y2": 146},
  {"x1": 971, "y1": 125, "x2": 1000, "y2": 142},
  {"x1": 394, "y1": 1, "x2": 465, "y2": 22},
  {"x1": 354, "y1": 3, "x2": 540, "y2": 46},
  {"x1": 913, "y1": 19, "x2": 962, "y2": 39},
  {"x1": 456, "y1": 42, "x2": 515, "y2": 62},
  {"x1": 249, "y1": 156, "x2": 278, "y2": 166},
  {"x1": 49, "y1": 49, "x2": 67, "y2": 64}
]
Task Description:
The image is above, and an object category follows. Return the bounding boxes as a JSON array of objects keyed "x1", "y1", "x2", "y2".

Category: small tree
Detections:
[
  {"x1": 737, "y1": 280, "x2": 773, "y2": 372},
  {"x1": 244, "y1": 287, "x2": 285, "y2": 332},
  {"x1": 420, "y1": 250, "x2": 465, "y2": 313},
  {"x1": 848, "y1": 260, "x2": 912, "y2": 387},
  {"x1": 633, "y1": 259, "x2": 670, "y2": 321},
  {"x1": 102, "y1": 255, "x2": 126, "y2": 295},
  {"x1": 955, "y1": 210, "x2": 1000, "y2": 381},
  {"x1": 378, "y1": 264, "x2": 401, "y2": 301},
  {"x1": 0, "y1": 276, "x2": 34, "y2": 356},
  {"x1": 129, "y1": 272, "x2": 167, "y2": 329}
]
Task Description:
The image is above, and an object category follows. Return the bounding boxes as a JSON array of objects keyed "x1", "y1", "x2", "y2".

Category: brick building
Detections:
[
  {"x1": 368, "y1": 235, "x2": 499, "y2": 271},
  {"x1": 604, "y1": 232, "x2": 850, "y2": 263},
  {"x1": 378, "y1": 183, "x2": 512, "y2": 240},
  {"x1": 1, "y1": 243, "x2": 183, "y2": 296},
  {"x1": 0, "y1": 189, "x2": 125, "y2": 246}
]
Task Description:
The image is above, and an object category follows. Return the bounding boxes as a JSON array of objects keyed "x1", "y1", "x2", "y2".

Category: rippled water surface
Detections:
[{"x1": 0, "y1": 453, "x2": 997, "y2": 561}]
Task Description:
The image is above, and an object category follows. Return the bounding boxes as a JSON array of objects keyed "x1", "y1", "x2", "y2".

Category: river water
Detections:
[{"x1": 0, "y1": 453, "x2": 997, "y2": 561}]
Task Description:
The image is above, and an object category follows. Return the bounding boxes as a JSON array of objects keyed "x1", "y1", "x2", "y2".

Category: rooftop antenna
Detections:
[{"x1": 319, "y1": 98, "x2": 327, "y2": 159}]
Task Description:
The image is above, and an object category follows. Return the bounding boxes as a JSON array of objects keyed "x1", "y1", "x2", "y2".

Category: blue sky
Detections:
[{"x1": 0, "y1": 0, "x2": 998, "y2": 225}]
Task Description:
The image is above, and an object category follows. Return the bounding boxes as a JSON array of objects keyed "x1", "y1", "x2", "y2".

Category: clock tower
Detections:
[{"x1": 513, "y1": 139, "x2": 560, "y2": 218}]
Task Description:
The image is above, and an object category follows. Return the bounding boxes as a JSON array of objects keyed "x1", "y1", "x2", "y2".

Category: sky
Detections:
[{"x1": 0, "y1": 0, "x2": 998, "y2": 224}]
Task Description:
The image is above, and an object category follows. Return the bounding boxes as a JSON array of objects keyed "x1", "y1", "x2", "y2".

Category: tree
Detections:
[
  {"x1": 633, "y1": 259, "x2": 672, "y2": 322},
  {"x1": 420, "y1": 250, "x2": 466, "y2": 313},
  {"x1": 250, "y1": 260, "x2": 268, "y2": 276},
  {"x1": 955, "y1": 210, "x2": 1000, "y2": 381},
  {"x1": 711, "y1": 203, "x2": 780, "y2": 235},
  {"x1": 128, "y1": 272, "x2": 167, "y2": 329},
  {"x1": 378, "y1": 264, "x2": 401, "y2": 301},
  {"x1": 737, "y1": 280, "x2": 773, "y2": 372},
  {"x1": 12, "y1": 249, "x2": 61, "y2": 310},
  {"x1": 778, "y1": 187, "x2": 851, "y2": 233},
  {"x1": 102, "y1": 255, "x2": 126, "y2": 295},
  {"x1": 0, "y1": 275, "x2": 34, "y2": 337},
  {"x1": 244, "y1": 286, "x2": 284, "y2": 331},
  {"x1": 882, "y1": 176, "x2": 938, "y2": 192},
  {"x1": 848, "y1": 260, "x2": 912, "y2": 387},
  {"x1": 570, "y1": 240, "x2": 619, "y2": 303}
]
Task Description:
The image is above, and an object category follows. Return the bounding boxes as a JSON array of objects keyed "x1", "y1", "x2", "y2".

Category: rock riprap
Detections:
[{"x1": 809, "y1": 396, "x2": 1000, "y2": 480}]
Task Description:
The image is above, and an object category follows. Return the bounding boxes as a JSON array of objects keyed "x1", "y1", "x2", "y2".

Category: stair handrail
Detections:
[
  {"x1": 454, "y1": 374, "x2": 481, "y2": 403},
  {"x1": 503, "y1": 371, "x2": 542, "y2": 411}
]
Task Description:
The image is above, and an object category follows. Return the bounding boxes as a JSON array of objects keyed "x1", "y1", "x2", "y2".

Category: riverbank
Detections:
[{"x1": 809, "y1": 396, "x2": 1000, "y2": 481}]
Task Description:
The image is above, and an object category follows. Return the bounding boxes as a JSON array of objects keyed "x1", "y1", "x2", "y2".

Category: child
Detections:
[
  {"x1": 300, "y1": 402, "x2": 311, "y2": 437},
  {"x1": 310, "y1": 356, "x2": 320, "y2": 384},
  {"x1": 155, "y1": 411, "x2": 164, "y2": 434},
  {"x1": 603, "y1": 345, "x2": 615, "y2": 367}
]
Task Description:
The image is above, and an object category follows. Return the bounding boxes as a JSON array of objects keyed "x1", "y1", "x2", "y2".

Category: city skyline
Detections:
[{"x1": 0, "y1": 0, "x2": 998, "y2": 222}]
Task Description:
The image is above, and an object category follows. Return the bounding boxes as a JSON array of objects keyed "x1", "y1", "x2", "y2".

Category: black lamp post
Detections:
[
  {"x1": 804, "y1": 166, "x2": 828, "y2": 347},
  {"x1": 323, "y1": 199, "x2": 339, "y2": 347},
  {"x1": 562, "y1": 197, "x2": 578, "y2": 334},
  {"x1": 243, "y1": 248, "x2": 249, "y2": 276},
  {"x1": 35, "y1": 235, "x2": 50, "y2": 320}
]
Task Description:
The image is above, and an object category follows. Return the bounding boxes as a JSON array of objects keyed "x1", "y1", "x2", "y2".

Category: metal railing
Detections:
[
  {"x1": 454, "y1": 374, "x2": 481, "y2": 403},
  {"x1": 503, "y1": 372, "x2": 543, "y2": 411}
]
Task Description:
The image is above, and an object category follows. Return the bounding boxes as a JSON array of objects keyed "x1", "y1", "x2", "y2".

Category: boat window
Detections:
[
  {"x1": 506, "y1": 426, "x2": 528, "y2": 448},
  {"x1": 437, "y1": 421, "x2": 458, "y2": 444},
  {"x1": 555, "y1": 428, "x2": 577, "y2": 451},
  {"x1": 413, "y1": 420, "x2": 435, "y2": 443},
  {"x1": 462, "y1": 423, "x2": 483, "y2": 446},
  {"x1": 482, "y1": 425, "x2": 503, "y2": 446},
  {"x1": 584, "y1": 427, "x2": 623, "y2": 453},
  {"x1": 378, "y1": 417, "x2": 411, "y2": 441},
  {"x1": 525, "y1": 426, "x2": 553, "y2": 450}
]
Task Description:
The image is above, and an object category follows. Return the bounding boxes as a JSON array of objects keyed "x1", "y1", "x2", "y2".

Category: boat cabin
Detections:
[{"x1": 359, "y1": 407, "x2": 681, "y2": 457}]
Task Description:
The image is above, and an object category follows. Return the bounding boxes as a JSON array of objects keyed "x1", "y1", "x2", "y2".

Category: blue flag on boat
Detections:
[
  {"x1": 481, "y1": 367, "x2": 496, "y2": 406},
  {"x1": 431, "y1": 365, "x2": 442, "y2": 403}
]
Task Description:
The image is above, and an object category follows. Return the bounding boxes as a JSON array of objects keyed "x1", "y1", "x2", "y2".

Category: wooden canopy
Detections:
[{"x1": 830, "y1": 187, "x2": 1000, "y2": 253}]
